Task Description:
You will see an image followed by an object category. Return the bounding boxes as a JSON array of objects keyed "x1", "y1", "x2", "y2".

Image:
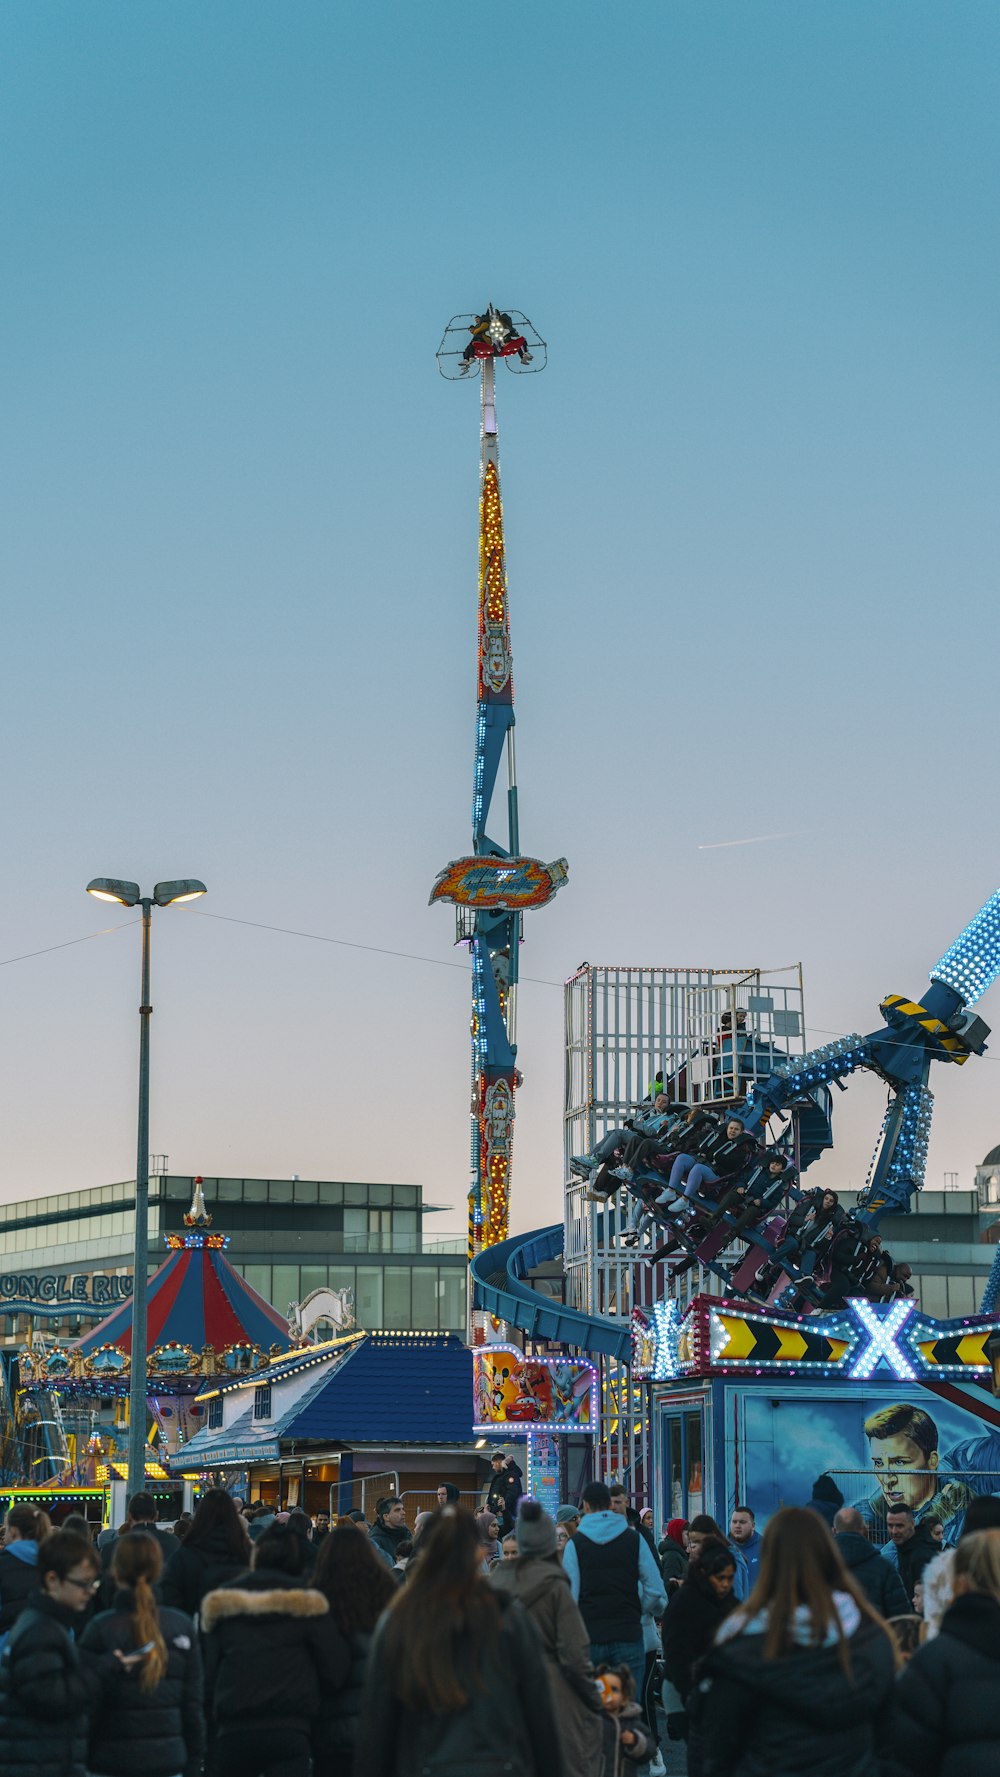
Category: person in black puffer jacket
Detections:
[
  {"x1": 80, "y1": 1530, "x2": 203, "y2": 1777},
  {"x1": 356, "y1": 1506, "x2": 562, "y2": 1777},
  {"x1": 160, "y1": 1488, "x2": 250, "y2": 1620},
  {"x1": 661, "y1": 1538, "x2": 736, "y2": 1773},
  {"x1": 693, "y1": 1507, "x2": 897, "y2": 1777},
  {"x1": 0, "y1": 1530, "x2": 118, "y2": 1777},
  {"x1": 0, "y1": 1505, "x2": 48, "y2": 1647},
  {"x1": 894, "y1": 1528, "x2": 1000, "y2": 1777},
  {"x1": 312, "y1": 1521, "x2": 398, "y2": 1775},
  {"x1": 832, "y1": 1508, "x2": 911, "y2": 1619},
  {"x1": 201, "y1": 1521, "x2": 349, "y2": 1777}
]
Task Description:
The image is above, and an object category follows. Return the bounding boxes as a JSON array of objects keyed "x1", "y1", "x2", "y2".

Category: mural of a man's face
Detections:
[{"x1": 869, "y1": 1429, "x2": 938, "y2": 1509}]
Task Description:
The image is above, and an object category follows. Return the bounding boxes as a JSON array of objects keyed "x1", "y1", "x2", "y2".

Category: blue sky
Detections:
[{"x1": 1, "y1": 2, "x2": 998, "y2": 1231}]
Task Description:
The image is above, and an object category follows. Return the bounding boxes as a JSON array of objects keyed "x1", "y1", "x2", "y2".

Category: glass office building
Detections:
[{"x1": 0, "y1": 1174, "x2": 467, "y2": 1348}]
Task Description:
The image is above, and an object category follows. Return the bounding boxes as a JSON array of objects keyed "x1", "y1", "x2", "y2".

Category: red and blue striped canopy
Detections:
[{"x1": 78, "y1": 1238, "x2": 292, "y2": 1361}]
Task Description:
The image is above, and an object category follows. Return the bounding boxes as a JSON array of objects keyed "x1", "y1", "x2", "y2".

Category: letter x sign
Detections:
[{"x1": 848, "y1": 1298, "x2": 917, "y2": 1381}]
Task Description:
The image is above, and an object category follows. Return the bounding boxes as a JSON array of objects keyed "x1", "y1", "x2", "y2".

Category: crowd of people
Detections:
[
  {"x1": 1, "y1": 1478, "x2": 998, "y2": 1775},
  {"x1": 571, "y1": 1098, "x2": 914, "y2": 1312}
]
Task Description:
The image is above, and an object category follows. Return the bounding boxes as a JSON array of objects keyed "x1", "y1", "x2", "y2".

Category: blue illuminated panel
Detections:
[
  {"x1": 773, "y1": 1033, "x2": 869, "y2": 1091},
  {"x1": 849, "y1": 1298, "x2": 917, "y2": 1381},
  {"x1": 879, "y1": 1082, "x2": 934, "y2": 1200},
  {"x1": 931, "y1": 889, "x2": 1000, "y2": 1006}
]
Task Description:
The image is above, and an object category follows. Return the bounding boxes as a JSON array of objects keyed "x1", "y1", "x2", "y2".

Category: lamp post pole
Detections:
[
  {"x1": 127, "y1": 896, "x2": 153, "y2": 1501},
  {"x1": 87, "y1": 875, "x2": 207, "y2": 1502}
]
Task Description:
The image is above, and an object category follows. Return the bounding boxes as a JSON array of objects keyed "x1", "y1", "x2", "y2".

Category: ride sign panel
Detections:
[{"x1": 473, "y1": 1346, "x2": 597, "y2": 1431}]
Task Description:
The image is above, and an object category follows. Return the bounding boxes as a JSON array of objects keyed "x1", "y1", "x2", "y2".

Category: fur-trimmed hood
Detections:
[{"x1": 201, "y1": 1581, "x2": 329, "y2": 1632}]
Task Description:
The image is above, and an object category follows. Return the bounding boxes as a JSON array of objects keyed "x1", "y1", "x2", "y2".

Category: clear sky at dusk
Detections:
[{"x1": 1, "y1": 2, "x2": 998, "y2": 1234}]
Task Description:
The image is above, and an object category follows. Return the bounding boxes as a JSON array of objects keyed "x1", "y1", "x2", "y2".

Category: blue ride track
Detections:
[{"x1": 469, "y1": 1224, "x2": 631, "y2": 1362}]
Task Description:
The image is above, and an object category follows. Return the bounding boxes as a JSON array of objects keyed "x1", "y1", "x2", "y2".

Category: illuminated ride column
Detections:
[{"x1": 432, "y1": 307, "x2": 566, "y2": 1340}]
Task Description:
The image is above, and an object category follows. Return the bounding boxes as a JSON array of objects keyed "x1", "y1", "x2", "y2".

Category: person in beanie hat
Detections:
[
  {"x1": 556, "y1": 1505, "x2": 580, "y2": 1536},
  {"x1": 435, "y1": 1483, "x2": 461, "y2": 1507},
  {"x1": 806, "y1": 1472, "x2": 844, "y2": 1527},
  {"x1": 490, "y1": 1502, "x2": 603, "y2": 1777}
]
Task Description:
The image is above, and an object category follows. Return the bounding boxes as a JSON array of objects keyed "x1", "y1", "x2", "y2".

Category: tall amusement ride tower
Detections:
[{"x1": 432, "y1": 308, "x2": 567, "y2": 1330}]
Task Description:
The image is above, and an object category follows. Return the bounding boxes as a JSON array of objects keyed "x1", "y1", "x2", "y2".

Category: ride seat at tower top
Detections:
[{"x1": 436, "y1": 309, "x2": 548, "y2": 380}]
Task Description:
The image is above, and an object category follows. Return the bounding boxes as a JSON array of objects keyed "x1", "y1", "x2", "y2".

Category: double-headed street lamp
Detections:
[{"x1": 86, "y1": 877, "x2": 207, "y2": 1499}]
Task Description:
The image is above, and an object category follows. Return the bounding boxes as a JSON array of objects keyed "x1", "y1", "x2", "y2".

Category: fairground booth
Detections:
[{"x1": 633, "y1": 1292, "x2": 1000, "y2": 1540}]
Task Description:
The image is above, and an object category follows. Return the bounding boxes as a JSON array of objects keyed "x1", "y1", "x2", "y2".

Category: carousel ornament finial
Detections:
[{"x1": 183, "y1": 1175, "x2": 212, "y2": 1229}]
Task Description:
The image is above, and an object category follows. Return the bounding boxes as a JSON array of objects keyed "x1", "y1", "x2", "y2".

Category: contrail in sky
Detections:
[{"x1": 697, "y1": 830, "x2": 806, "y2": 851}]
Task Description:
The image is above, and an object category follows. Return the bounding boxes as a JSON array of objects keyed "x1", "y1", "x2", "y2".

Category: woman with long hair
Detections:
[
  {"x1": 694, "y1": 1506, "x2": 897, "y2": 1777},
  {"x1": 0, "y1": 1528, "x2": 119, "y2": 1777},
  {"x1": 201, "y1": 1521, "x2": 349, "y2": 1777},
  {"x1": 80, "y1": 1530, "x2": 204, "y2": 1777},
  {"x1": 894, "y1": 1527, "x2": 1000, "y2": 1774},
  {"x1": 661, "y1": 1536, "x2": 736, "y2": 1770},
  {"x1": 312, "y1": 1522, "x2": 397, "y2": 1776},
  {"x1": 160, "y1": 1487, "x2": 249, "y2": 1619},
  {"x1": 0, "y1": 1504, "x2": 50, "y2": 1647},
  {"x1": 356, "y1": 1506, "x2": 563, "y2": 1777}
]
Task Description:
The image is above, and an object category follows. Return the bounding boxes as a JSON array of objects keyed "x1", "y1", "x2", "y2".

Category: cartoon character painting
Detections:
[{"x1": 473, "y1": 1347, "x2": 595, "y2": 1428}]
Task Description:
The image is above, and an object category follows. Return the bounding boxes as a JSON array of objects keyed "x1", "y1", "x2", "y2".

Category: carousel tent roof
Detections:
[{"x1": 77, "y1": 1237, "x2": 293, "y2": 1359}]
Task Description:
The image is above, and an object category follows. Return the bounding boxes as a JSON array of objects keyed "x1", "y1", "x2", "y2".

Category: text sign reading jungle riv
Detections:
[{"x1": 0, "y1": 1272, "x2": 132, "y2": 1308}]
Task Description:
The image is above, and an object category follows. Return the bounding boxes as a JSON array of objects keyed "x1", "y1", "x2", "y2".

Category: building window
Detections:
[
  {"x1": 369, "y1": 1209, "x2": 392, "y2": 1251},
  {"x1": 412, "y1": 1267, "x2": 439, "y2": 1329},
  {"x1": 439, "y1": 1268, "x2": 466, "y2": 1332},
  {"x1": 355, "y1": 1267, "x2": 384, "y2": 1328},
  {"x1": 392, "y1": 1209, "x2": 418, "y2": 1252},
  {"x1": 253, "y1": 1385, "x2": 272, "y2": 1421},
  {"x1": 383, "y1": 1267, "x2": 411, "y2": 1329},
  {"x1": 208, "y1": 1397, "x2": 223, "y2": 1429}
]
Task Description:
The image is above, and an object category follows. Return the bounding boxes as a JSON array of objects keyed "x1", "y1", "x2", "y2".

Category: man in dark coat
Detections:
[
  {"x1": 833, "y1": 1507, "x2": 910, "y2": 1617},
  {"x1": 485, "y1": 1453, "x2": 524, "y2": 1536},
  {"x1": 370, "y1": 1498, "x2": 410, "y2": 1566},
  {"x1": 99, "y1": 1493, "x2": 175, "y2": 1606},
  {"x1": 882, "y1": 1503, "x2": 939, "y2": 1607}
]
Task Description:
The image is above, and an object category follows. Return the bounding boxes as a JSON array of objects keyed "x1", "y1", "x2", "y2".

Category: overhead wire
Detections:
[
  {"x1": 4, "y1": 907, "x2": 999, "y2": 1062},
  {"x1": 0, "y1": 919, "x2": 140, "y2": 970}
]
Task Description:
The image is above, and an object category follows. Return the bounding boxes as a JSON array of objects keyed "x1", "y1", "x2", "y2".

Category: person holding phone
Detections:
[
  {"x1": 81, "y1": 1531, "x2": 204, "y2": 1777},
  {"x1": 0, "y1": 1528, "x2": 119, "y2": 1777}
]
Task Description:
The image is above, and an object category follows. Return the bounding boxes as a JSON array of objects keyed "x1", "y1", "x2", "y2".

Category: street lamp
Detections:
[{"x1": 86, "y1": 876, "x2": 207, "y2": 1498}]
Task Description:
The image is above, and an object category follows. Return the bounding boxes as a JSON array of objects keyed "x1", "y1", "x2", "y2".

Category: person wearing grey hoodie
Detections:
[
  {"x1": 490, "y1": 1501, "x2": 604, "y2": 1777},
  {"x1": 560, "y1": 1481, "x2": 666, "y2": 1707}
]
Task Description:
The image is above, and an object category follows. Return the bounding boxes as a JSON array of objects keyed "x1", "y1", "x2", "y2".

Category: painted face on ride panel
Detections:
[{"x1": 870, "y1": 1431, "x2": 939, "y2": 1511}]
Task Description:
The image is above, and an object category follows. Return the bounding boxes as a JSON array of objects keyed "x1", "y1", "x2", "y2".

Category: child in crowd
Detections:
[
  {"x1": 595, "y1": 1662, "x2": 649, "y2": 1773},
  {"x1": 886, "y1": 1614, "x2": 924, "y2": 1663}
]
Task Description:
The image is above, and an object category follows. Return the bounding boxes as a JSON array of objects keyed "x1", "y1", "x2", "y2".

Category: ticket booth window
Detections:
[{"x1": 664, "y1": 1407, "x2": 705, "y2": 1520}]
